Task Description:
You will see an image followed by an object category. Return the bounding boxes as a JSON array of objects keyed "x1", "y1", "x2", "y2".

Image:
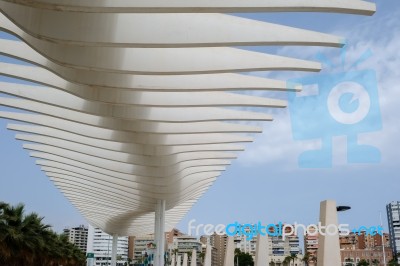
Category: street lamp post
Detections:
[
  {"x1": 107, "y1": 234, "x2": 111, "y2": 266},
  {"x1": 337, "y1": 205, "x2": 352, "y2": 266},
  {"x1": 336, "y1": 206, "x2": 351, "y2": 212},
  {"x1": 380, "y1": 212, "x2": 387, "y2": 266}
]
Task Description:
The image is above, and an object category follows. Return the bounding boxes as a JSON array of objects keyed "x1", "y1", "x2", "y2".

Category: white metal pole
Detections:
[
  {"x1": 155, "y1": 199, "x2": 166, "y2": 266},
  {"x1": 111, "y1": 234, "x2": 118, "y2": 266},
  {"x1": 380, "y1": 212, "x2": 387, "y2": 266},
  {"x1": 107, "y1": 234, "x2": 111, "y2": 265},
  {"x1": 160, "y1": 200, "x2": 166, "y2": 266},
  {"x1": 155, "y1": 201, "x2": 161, "y2": 266}
]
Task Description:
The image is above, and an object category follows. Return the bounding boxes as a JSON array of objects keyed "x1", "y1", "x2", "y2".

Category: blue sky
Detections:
[{"x1": 0, "y1": 0, "x2": 399, "y2": 240}]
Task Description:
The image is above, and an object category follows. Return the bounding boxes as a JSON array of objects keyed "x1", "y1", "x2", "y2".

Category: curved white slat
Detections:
[
  {"x1": 0, "y1": 117, "x2": 244, "y2": 156},
  {"x1": 0, "y1": 5, "x2": 344, "y2": 47},
  {"x1": 48, "y1": 172, "x2": 222, "y2": 203},
  {"x1": 1, "y1": 0, "x2": 376, "y2": 15},
  {"x1": 25, "y1": 144, "x2": 233, "y2": 177},
  {"x1": 17, "y1": 134, "x2": 239, "y2": 167},
  {"x1": 42, "y1": 167, "x2": 225, "y2": 196},
  {"x1": 6, "y1": 124, "x2": 253, "y2": 148},
  {"x1": 0, "y1": 38, "x2": 322, "y2": 75},
  {"x1": 0, "y1": 97, "x2": 274, "y2": 122},
  {"x1": 0, "y1": 62, "x2": 293, "y2": 92},
  {"x1": 0, "y1": 81, "x2": 287, "y2": 108},
  {"x1": 0, "y1": 112, "x2": 262, "y2": 135},
  {"x1": 0, "y1": 50, "x2": 294, "y2": 90},
  {"x1": 37, "y1": 160, "x2": 226, "y2": 188}
]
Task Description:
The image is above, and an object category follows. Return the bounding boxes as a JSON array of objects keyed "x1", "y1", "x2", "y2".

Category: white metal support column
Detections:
[
  {"x1": 155, "y1": 199, "x2": 166, "y2": 266},
  {"x1": 255, "y1": 234, "x2": 269, "y2": 266},
  {"x1": 111, "y1": 234, "x2": 118, "y2": 266},
  {"x1": 154, "y1": 201, "x2": 161, "y2": 266},
  {"x1": 317, "y1": 200, "x2": 341, "y2": 266},
  {"x1": 223, "y1": 236, "x2": 234, "y2": 266},
  {"x1": 204, "y1": 244, "x2": 212, "y2": 266}
]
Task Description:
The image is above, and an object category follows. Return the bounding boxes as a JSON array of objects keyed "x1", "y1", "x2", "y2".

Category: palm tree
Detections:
[
  {"x1": 302, "y1": 252, "x2": 310, "y2": 266},
  {"x1": 357, "y1": 259, "x2": 370, "y2": 266},
  {"x1": 0, "y1": 201, "x2": 86, "y2": 266},
  {"x1": 371, "y1": 259, "x2": 379, "y2": 266},
  {"x1": 284, "y1": 256, "x2": 292, "y2": 266},
  {"x1": 199, "y1": 251, "x2": 205, "y2": 265},
  {"x1": 0, "y1": 202, "x2": 38, "y2": 265},
  {"x1": 290, "y1": 253, "x2": 298, "y2": 265},
  {"x1": 234, "y1": 249, "x2": 254, "y2": 266}
]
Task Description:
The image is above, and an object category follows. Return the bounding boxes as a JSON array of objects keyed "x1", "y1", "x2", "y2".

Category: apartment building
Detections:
[
  {"x1": 63, "y1": 224, "x2": 88, "y2": 253},
  {"x1": 387, "y1": 201, "x2": 400, "y2": 260},
  {"x1": 305, "y1": 230, "x2": 392, "y2": 266},
  {"x1": 87, "y1": 225, "x2": 129, "y2": 266}
]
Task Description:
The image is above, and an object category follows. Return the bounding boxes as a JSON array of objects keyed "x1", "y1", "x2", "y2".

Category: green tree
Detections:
[
  {"x1": 234, "y1": 248, "x2": 254, "y2": 266},
  {"x1": 389, "y1": 253, "x2": 400, "y2": 266},
  {"x1": 371, "y1": 259, "x2": 379, "y2": 266},
  {"x1": 0, "y1": 202, "x2": 43, "y2": 264},
  {"x1": 388, "y1": 258, "x2": 400, "y2": 266},
  {"x1": 199, "y1": 251, "x2": 205, "y2": 265},
  {"x1": 283, "y1": 256, "x2": 292, "y2": 266},
  {"x1": 357, "y1": 259, "x2": 370, "y2": 266},
  {"x1": 0, "y1": 201, "x2": 86, "y2": 266},
  {"x1": 302, "y1": 252, "x2": 310, "y2": 266},
  {"x1": 187, "y1": 250, "x2": 193, "y2": 265},
  {"x1": 290, "y1": 253, "x2": 297, "y2": 265}
]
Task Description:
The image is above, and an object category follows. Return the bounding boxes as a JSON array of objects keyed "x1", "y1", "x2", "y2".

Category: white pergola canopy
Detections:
[{"x1": 0, "y1": 0, "x2": 375, "y2": 238}]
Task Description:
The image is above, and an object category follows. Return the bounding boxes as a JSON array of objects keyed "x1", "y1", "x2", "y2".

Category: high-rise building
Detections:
[
  {"x1": 200, "y1": 235, "x2": 219, "y2": 265},
  {"x1": 304, "y1": 227, "x2": 319, "y2": 266},
  {"x1": 387, "y1": 201, "x2": 400, "y2": 260},
  {"x1": 234, "y1": 233, "x2": 257, "y2": 257},
  {"x1": 128, "y1": 236, "x2": 135, "y2": 260},
  {"x1": 63, "y1": 225, "x2": 88, "y2": 253},
  {"x1": 209, "y1": 232, "x2": 227, "y2": 266},
  {"x1": 87, "y1": 225, "x2": 129, "y2": 266},
  {"x1": 267, "y1": 225, "x2": 303, "y2": 265},
  {"x1": 166, "y1": 228, "x2": 184, "y2": 244}
]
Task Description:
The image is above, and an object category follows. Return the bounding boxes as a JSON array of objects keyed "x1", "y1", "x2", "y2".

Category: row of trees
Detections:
[
  {"x1": 352, "y1": 258, "x2": 399, "y2": 266},
  {"x1": 0, "y1": 201, "x2": 86, "y2": 266},
  {"x1": 303, "y1": 252, "x2": 399, "y2": 266}
]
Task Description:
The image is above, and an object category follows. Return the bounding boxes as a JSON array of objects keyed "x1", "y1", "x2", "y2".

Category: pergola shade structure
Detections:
[{"x1": 0, "y1": 0, "x2": 374, "y2": 243}]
